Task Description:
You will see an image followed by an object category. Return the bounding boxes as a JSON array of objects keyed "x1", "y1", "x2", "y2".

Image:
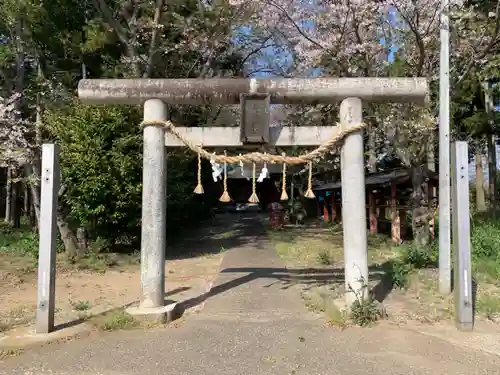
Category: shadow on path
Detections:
[
  {"x1": 177, "y1": 266, "x2": 391, "y2": 314},
  {"x1": 175, "y1": 214, "x2": 394, "y2": 316}
]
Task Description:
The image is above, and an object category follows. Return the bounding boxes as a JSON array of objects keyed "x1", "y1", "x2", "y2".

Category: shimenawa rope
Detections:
[
  {"x1": 141, "y1": 119, "x2": 366, "y2": 201},
  {"x1": 140, "y1": 120, "x2": 365, "y2": 165}
]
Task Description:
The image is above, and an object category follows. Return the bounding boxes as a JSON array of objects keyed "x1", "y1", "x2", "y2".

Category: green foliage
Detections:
[
  {"x1": 402, "y1": 242, "x2": 438, "y2": 269},
  {"x1": 385, "y1": 261, "x2": 412, "y2": 289},
  {"x1": 71, "y1": 300, "x2": 90, "y2": 311},
  {"x1": 383, "y1": 241, "x2": 438, "y2": 290},
  {"x1": 0, "y1": 221, "x2": 65, "y2": 259},
  {"x1": 346, "y1": 277, "x2": 386, "y2": 327},
  {"x1": 349, "y1": 296, "x2": 385, "y2": 327},
  {"x1": 45, "y1": 102, "x2": 143, "y2": 248},
  {"x1": 0, "y1": 223, "x2": 39, "y2": 257},
  {"x1": 471, "y1": 217, "x2": 500, "y2": 260},
  {"x1": 93, "y1": 309, "x2": 138, "y2": 331},
  {"x1": 44, "y1": 101, "x2": 215, "y2": 251},
  {"x1": 316, "y1": 248, "x2": 332, "y2": 265}
]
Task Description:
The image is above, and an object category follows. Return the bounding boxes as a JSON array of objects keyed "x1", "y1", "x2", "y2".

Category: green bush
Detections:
[
  {"x1": 385, "y1": 261, "x2": 412, "y2": 289},
  {"x1": 402, "y1": 242, "x2": 437, "y2": 269},
  {"x1": 471, "y1": 218, "x2": 500, "y2": 260},
  {"x1": 45, "y1": 102, "x2": 215, "y2": 252},
  {"x1": 0, "y1": 222, "x2": 65, "y2": 258},
  {"x1": 349, "y1": 296, "x2": 385, "y2": 327}
]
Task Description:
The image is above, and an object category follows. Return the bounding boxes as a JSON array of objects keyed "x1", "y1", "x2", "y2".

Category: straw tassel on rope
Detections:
[
  {"x1": 219, "y1": 150, "x2": 231, "y2": 202},
  {"x1": 280, "y1": 154, "x2": 288, "y2": 201},
  {"x1": 193, "y1": 146, "x2": 204, "y2": 194},
  {"x1": 248, "y1": 162, "x2": 259, "y2": 203},
  {"x1": 304, "y1": 161, "x2": 315, "y2": 199}
]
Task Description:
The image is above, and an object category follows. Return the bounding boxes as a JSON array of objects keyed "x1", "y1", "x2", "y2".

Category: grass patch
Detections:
[
  {"x1": 476, "y1": 293, "x2": 500, "y2": 320},
  {"x1": 71, "y1": 300, "x2": 90, "y2": 312},
  {"x1": 0, "y1": 221, "x2": 142, "y2": 277},
  {"x1": 269, "y1": 227, "x2": 343, "y2": 267},
  {"x1": 316, "y1": 248, "x2": 333, "y2": 265},
  {"x1": 302, "y1": 290, "x2": 348, "y2": 328},
  {"x1": 270, "y1": 214, "x2": 500, "y2": 324},
  {"x1": 0, "y1": 223, "x2": 40, "y2": 258},
  {"x1": 326, "y1": 306, "x2": 349, "y2": 329},
  {"x1": 0, "y1": 304, "x2": 36, "y2": 332},
  {"x1": 90, "y1": 309, "x2": 138, "y2": 331},
  {"x1": 0, "y1": 348, "x2": 24, "y2": 360}
]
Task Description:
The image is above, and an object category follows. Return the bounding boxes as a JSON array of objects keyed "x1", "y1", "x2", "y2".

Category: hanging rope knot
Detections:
[
  {"x1": 193, "y1": 144, "x2": 204, "y2": 194},
  {"x1": 304, "y1": 160, "x2": 315, "y2": 199},
  {"x1": 219, "y1": 150, "x2": 231, "y2": 202},
  {"x1": 248, "y1": 162, "x2": 259, "y2": 203},
  {"x1": 280, "y1": 152, "x2": 288, "y2": 201}
]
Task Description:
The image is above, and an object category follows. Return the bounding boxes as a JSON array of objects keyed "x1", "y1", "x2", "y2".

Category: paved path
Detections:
[{"x1": 2, "y1": 214, "x2": 500, "y2": 374}]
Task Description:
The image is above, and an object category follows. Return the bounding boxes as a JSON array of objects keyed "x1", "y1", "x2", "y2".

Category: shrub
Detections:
[
  {"x1": 403, "y1": 242, "x2": 437, "y2": 269},
  {"x1": 471, "y1": 218, "x2": 500, "y2": 260},
  {"x1": 349, "y1": 296, "x2": 386, "y2": 327},
  {"x1": 385, "y1": 261, "x2": 412, "y2": 289}
]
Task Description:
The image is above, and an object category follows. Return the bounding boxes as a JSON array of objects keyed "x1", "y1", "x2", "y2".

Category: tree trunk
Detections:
[
  {"x1": 367, "y1": 128, "x2": 377, "y2": 173},
  {"x1": 411, "y1": 166, "x2": 430, "y2": 246},
  {"x1": 24, "y1": 182, "x2": 29, "y2": 217},
  {"x1": 487, "y1": 133, "x2": 497, "y2": 216},
  {"x1": 25, "y1": 165, "x2": 41, "y2": 224},
  {"x1": 10, "y1": 173, "x2": 21, "y2": 228},
  {"x1": 4, "y1": 167, "x2": 12, "y2": 225},
  {"x1": 475, "y1": 151, "x2": 487, "y2": 212},
  {"x1": 57, "y1": 205, "x2": 79, "y2": 257},
  {"x1": 26, "y1": 164, "x2": 79, "y2": 256},
  {"x1": 76, "y1": 227, "x2": 88, "y2": 254}
]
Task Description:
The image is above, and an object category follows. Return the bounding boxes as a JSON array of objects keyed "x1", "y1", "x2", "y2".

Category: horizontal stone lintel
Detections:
[
  {"x1": 78, "y1": 77, "x2": 428, "y2": 105},
  {"x1": 164, "y1": 125, "x2": 344, "y2": 147}
]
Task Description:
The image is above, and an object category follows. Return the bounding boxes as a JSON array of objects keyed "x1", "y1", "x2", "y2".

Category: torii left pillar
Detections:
[
  {"x1": 133, "y1": 99, "x2": 173, "y2": 320},
  {"x1": 133, "y1": 99, "x2": 170, "y2": 318}
]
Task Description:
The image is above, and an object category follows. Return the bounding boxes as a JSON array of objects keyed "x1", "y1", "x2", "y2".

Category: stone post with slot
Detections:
[
  {"x1": 36, "y1": 143, "x2": 60, "y2": 334},
  {"x1": 78, "y1": 77, "x2": 428, "y2": 311},
  {"x1": 451, "y1": 141, "x2": 473, "y2": 331}
]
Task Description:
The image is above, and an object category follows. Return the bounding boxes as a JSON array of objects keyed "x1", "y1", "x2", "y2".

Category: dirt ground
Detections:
[
  {"x1": 0, "y1": 255, "x2": 222, "y2": 332},
  {"x1": 0, "y1": 215, "x2": 245, "y2": 336},
  {"x1": 268, "y1": 221, "x2": 500, "y2": 330}
]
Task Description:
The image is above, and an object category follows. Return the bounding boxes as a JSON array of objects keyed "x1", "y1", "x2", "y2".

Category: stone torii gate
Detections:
[{"x1": 78, "y1": 77, "x2": 428, "y2": 320}]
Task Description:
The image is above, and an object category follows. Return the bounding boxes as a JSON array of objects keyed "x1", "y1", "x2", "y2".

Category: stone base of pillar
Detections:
[{"x1": 126, "y1": 302, "x2": 178, "y2": 323}]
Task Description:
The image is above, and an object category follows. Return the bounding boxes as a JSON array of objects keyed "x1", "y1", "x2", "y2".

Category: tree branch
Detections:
[
  {"x1": 457, "y1": 0, "x2": 500, "y2": 84},
  {"x1": 92, "y1": 0, "x2": 142, "y2": 76},
  {"x1": 144, "y1": 0, "x2": 164, "y2": 78}
]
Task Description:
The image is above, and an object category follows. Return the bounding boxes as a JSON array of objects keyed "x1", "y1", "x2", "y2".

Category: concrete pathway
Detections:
[{"x1": 2, "y1": 214, "x2": 500, "y2": 374}]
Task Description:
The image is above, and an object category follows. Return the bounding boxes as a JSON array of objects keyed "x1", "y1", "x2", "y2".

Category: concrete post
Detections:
[
  {"x1": 36, "y1": 143, "x2": 60, "y2": 334},
  {"x1": 127, "y1": 99, "x2": 175, "y2": 322},
  {"x1": 340, "y1": 98, "x2": 369, "y2": 306},
  {"x1": 451, "y1": 141, "x2": 473, "y2": 331}
]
